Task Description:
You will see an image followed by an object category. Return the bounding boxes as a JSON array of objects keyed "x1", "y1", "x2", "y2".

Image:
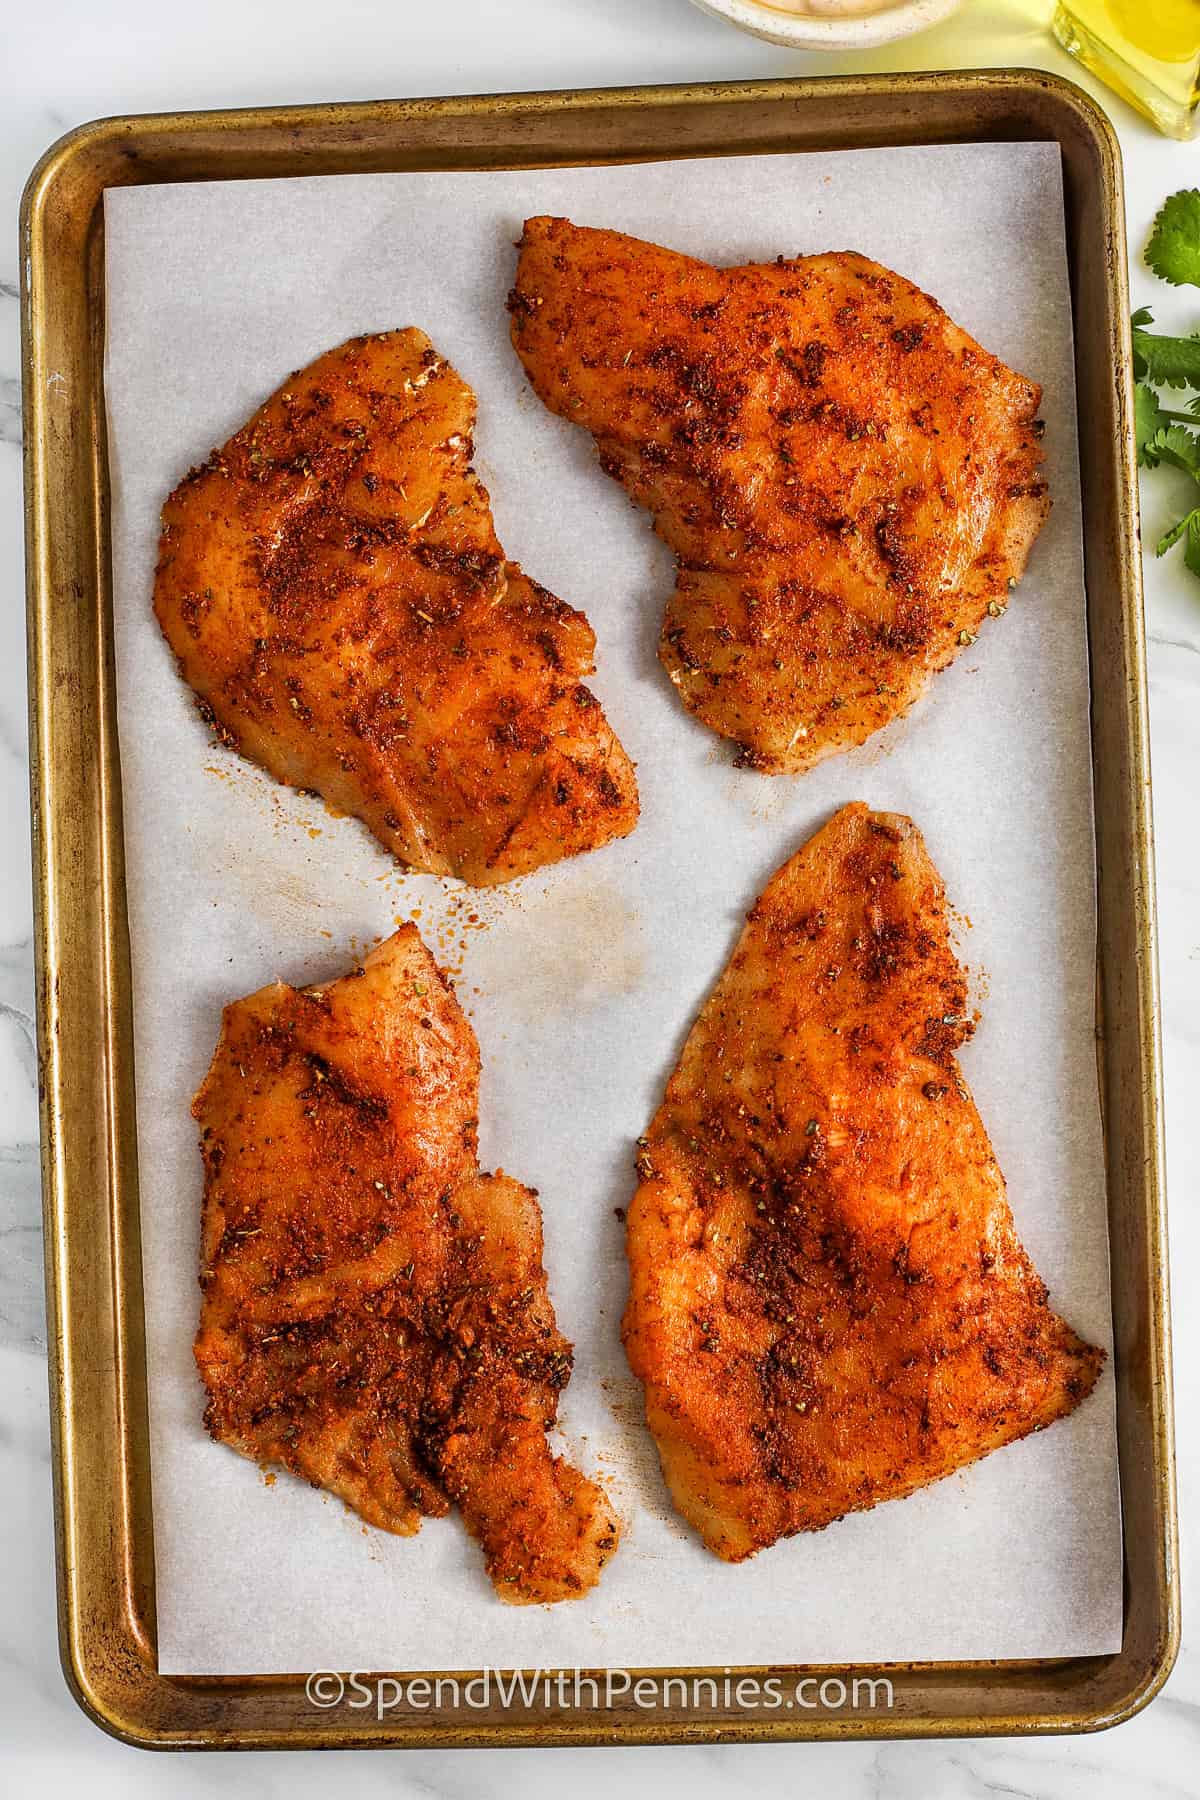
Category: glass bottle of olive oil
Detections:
[{"x1": 1052, "y1": 0, "x2": 1200, "y2": 137}]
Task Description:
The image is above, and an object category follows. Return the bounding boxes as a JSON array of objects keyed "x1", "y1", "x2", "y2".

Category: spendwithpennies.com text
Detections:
[{"x1": 305, "y1": 1668, "x2": 896, "y2": 1720}]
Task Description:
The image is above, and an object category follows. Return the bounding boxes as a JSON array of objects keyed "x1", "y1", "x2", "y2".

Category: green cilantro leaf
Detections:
[
  {"x1": 1146, "y1": 423, "x2": 1200, "y2": 479},
  {"x1": 1146, "y1": 190, "x2": 1200, "y2": 289},
  {"x1": 1136, "y1": 383, "x2": 1172, "y2": 465},
  {"x1": 1135, "y1": 189, "x2": 1200, "y2": 591},
  {"x1": 1156, "y1": 507, "x2": 1200, "y2": 556},
  {"x1": 1131, "y1": 321, "x2": 1200, "y2": 390}
]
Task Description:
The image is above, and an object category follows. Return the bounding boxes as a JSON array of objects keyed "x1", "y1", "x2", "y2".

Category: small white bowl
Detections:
[{"x1": 688, "y1": 0, "x2": 964, "y2": 51}]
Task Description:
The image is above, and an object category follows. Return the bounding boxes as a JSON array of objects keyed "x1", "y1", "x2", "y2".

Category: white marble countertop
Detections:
[{"x1": 2, "y1": 2, "x2": 1196, "y2": 1791}]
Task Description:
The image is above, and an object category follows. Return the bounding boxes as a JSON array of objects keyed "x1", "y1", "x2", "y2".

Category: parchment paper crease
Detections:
[{"x1": 103, "y1": 142, "x2": 1122, "y2": 1675}]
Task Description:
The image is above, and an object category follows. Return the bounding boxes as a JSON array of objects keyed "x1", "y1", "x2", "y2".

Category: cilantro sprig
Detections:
[
  {"x1": 1146, "y1": 189, "x2": 1200, "y2": 289},
  {"x1": 1134, "y1": 191, "x2": 1200, "y2": 578}
]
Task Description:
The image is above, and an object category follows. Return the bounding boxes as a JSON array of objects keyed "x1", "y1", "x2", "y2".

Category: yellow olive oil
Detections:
[{"x1": 1053, "y1": 0, "x2": 1200, "y2": 138}]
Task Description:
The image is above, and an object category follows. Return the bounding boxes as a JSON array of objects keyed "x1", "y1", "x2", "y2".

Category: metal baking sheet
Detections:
[{"x1": 20, "y1": 72, "x2": 1177, "y2": 1746}]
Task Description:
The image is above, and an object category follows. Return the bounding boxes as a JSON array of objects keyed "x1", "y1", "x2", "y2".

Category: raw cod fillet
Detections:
[
  {"x1": 193, "y1": 925, "x2": 619, "y2": 1602},
  {"x1": 509, "y1": 219, "x2": 1048, "y2": 773},
  {"x1": 155, "y1": 329, "x2": 638, "y2": 885},
  {"x1": 622, "y1": 802, "x2": 1102, "y2": 1559}
]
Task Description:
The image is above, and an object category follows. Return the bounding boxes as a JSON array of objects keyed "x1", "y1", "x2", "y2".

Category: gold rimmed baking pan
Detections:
[{"x1": 20, "y1": 70, "x2": 1177, "y2": 1748}]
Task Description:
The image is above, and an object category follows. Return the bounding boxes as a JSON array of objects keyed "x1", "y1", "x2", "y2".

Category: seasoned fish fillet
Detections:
[
  {"x1": 155, "y1": 330, "x2": 638, "y2": 884},
  {"x1": 510, "y1": 220, "x2": 1048, "y2": 773},
  {"x1": 193, "y1": 926, "x2": 619, "y2": 1602},
  {"x1": 623, "y1": 803, "x2": 1101, "y2": 1559}
]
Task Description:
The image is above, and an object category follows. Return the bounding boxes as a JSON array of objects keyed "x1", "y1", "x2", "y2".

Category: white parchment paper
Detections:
[{"x1": 103, "y1": 143, "x2": 1122, "y2": 1675}]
